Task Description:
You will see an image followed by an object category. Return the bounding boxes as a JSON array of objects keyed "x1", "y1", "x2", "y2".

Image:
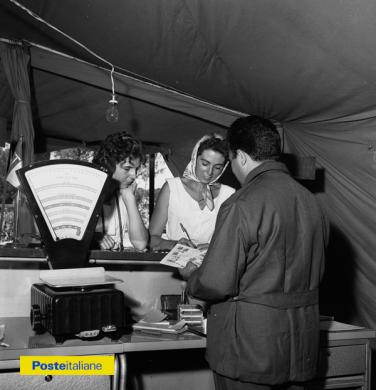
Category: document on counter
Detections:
[
  {"x1": 320, "y1": 320, "x2": 364, "y2": 332},
  {"x1": 160, "y1": 243, "x2": 207, "y2": 268},
  {"x1": 132, "y1": 320, "x2": 188, "y2": 335}
]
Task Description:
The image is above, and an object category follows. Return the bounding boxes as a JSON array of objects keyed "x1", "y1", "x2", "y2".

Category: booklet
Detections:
[
  {"x1": 132, "y1": 320, "x2": 188, "y2": 334},
  {"x1": 160, "y1": 243, "x2": 207, "y2": 268}
]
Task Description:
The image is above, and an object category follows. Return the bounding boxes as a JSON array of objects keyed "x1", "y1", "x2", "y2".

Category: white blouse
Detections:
[{"x1": 166, "y1": 177, "x2": 235, "y2": 246}]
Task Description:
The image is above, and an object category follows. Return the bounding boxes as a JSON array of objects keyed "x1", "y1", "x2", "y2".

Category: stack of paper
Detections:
[{"x1": 132, "y1": 320, "x2": 188, "y2": 335}]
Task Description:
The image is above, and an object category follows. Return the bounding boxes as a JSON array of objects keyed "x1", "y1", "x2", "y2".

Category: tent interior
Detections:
[{"x1": 0, "y1": 0, "x2": 375, "y2": 333}]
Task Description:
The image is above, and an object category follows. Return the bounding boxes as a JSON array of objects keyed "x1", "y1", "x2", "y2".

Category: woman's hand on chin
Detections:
[{"x1": 120, "y1": 181, "x2": 137, "y2": 196}]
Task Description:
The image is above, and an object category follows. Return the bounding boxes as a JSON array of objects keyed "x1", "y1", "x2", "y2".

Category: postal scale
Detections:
[{"x1": 17, "y1": 160, "x2": 127, "y2": 343}]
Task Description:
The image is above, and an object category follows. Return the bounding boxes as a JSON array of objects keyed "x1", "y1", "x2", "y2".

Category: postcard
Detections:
[{"x1": 160, "y1": 243, "x2": 207, "y2": 268}]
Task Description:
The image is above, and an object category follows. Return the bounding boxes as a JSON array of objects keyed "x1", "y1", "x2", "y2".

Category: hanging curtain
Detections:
[
  {"x1": 0, "y1": 42, "x2": 34, "y2": 164},
  {"x1": 0, "y1": 42, "x2": 36, "y2": 241}
]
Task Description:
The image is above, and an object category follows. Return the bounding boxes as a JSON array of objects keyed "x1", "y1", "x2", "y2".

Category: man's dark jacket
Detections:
[{"x1": 188, "y1": 161, "x2": 329, "y2": 385}]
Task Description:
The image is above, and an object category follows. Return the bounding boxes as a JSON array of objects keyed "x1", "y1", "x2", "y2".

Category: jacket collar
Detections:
[{"x1": 243, "y1": 160, "x2": 289, "y2": 186}]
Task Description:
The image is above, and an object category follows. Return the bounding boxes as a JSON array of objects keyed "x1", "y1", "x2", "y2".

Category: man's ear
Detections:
[{"x1": 238, "y1": 150, "x2": 247, "y2": 166}]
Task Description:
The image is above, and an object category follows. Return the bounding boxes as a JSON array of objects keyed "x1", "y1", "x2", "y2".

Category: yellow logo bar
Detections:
[{"x1": 20, "y1": 355, "x2": 115, "y2": 375}]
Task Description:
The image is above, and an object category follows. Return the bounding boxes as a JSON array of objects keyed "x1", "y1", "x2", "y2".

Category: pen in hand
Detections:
[{"x1": 179, "y1": 223, "x2": 197, "y2": 248}]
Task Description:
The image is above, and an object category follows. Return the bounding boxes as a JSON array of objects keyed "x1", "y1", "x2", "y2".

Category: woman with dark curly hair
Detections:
[
  {"x1": 149, "y1": 134, "x2": 235, "y2": 251},
  {"x1": 92, "y1": 132, "x2": 148, "y2": 251}
]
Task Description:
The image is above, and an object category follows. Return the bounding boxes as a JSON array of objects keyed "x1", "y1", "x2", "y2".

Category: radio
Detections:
[{"x1": 31, "y1": 283, "x2": 126, "y2": 343}]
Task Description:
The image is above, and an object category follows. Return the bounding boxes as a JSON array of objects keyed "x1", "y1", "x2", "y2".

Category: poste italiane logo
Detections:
[{"x1": 20, "y1": 355, "x2": 114, "y2": 375}]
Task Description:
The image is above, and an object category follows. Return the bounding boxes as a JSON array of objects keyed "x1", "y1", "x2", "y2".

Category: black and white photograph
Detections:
[{"x1": 0, "y1": 1, "x2": 375, "y2": 389}]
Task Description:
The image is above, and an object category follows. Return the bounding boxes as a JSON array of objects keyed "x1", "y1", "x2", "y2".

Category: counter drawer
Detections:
[
  {"x1": 0, "y1": 372, "x2": 110, "y2": 389},
  {"x1": 317, "y1": 344, "x2": 366, "y2": 377}
]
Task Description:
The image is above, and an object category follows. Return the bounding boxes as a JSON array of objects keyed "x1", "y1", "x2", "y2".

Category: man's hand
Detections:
[
  {"x1": 179, "y1": 261, "x2": 198, "y2": 281},
  {"x1": 197, "y1": 243, "x2": 209, "y2": 251}
]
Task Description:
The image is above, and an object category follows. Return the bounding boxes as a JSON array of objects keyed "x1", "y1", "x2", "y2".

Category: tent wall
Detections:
[
  {"x1": 285, "y1": 121, "x2": 376, "y2": 327},
  {"x1": 0, "y1": 1, "x2": 376, "y2": 331}
]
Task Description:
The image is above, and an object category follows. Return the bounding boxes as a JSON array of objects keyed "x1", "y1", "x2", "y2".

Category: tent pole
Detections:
[
  {"x1": 148, "y1": 154, "x2": 155, "y2": 221},
  {"x1": 13, "y1": 189, "x2": 21, "y2": 244},
  {"x1": 0, "y1": 176, "x2": 7, "y2": 241}
]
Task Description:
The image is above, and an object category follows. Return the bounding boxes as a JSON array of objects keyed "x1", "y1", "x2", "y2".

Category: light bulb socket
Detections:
[
  {"x1": 109, "y1": 95, "x2": 118, "y2": 104},
  {"x1": 106, "y1": 96, "x2": 120, "y2": 122}
]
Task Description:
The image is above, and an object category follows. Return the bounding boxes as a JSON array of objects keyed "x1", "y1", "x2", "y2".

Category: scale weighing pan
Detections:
[{"x1": 39, "y1": 267, "x2": 123, "y2": 288}]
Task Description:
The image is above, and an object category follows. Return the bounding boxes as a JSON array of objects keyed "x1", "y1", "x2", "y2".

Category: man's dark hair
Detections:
[
  {"x1": 227, "y1": 116, "x2": 281, "y2": 161},
  {"x1": 92, "y1": 132, "x2": 144, "y2": 175},
  {"x1": 197, "y1": 135, "x2": 229, "y2": 161}
]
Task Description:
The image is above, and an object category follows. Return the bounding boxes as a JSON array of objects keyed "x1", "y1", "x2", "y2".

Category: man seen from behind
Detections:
[{"x1": 180, "y1": 115, "x2": 329, "y2": 390}]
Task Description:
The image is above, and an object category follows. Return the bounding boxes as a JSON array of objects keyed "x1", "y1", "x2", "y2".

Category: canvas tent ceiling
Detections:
[
  {"x1": 0, "y1": 41, "x2": 245, "y2": 174},
  {"x1": 1, "y1": 0, "x2": 376, "y2": 329},
  {"x1": 4, "y1": 0, "x2": 376, "y2": 121},
  {"x1": 0, "y1": 42, "x2": 244, "y2": 172}
]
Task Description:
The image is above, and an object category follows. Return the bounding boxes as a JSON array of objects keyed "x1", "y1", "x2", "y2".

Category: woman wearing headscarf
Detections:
[{"x1": 149, "y1": 134, "x2": 235, "y2": 251}]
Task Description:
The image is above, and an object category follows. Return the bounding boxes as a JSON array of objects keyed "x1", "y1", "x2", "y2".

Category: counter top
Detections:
[
  {"x1": 0, "y1": 317, "x2": 124, "y2": 363},
  {"x1": 0, "y1": 247, "x2": 165, "y2": 261},
  {"x1": 0, "y1": 248, "x2": 167, "y2": 268},
  {"x1": 0, "y1": 317, "x2": 206, "y2": 369},
  {"x1": 1, "y1": 316, "x2": 375, "y2": 363}
]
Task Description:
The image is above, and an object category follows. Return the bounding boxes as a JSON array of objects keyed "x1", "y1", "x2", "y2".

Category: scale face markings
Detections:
[{"x1": 25, "y1": 164, "x2": 107, "y2": 241}]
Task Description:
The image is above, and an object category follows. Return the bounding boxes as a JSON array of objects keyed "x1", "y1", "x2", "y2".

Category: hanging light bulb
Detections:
[
  {"x1": 106, "y1": 66, "x2": 119, "y2": 122},
  {"x1": 106, "y1": 94, "x2": 119, "y2": 123}
]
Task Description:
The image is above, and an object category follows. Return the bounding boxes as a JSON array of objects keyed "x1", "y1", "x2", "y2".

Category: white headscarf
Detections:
[{"x1": 182, "y1": 134, "x2": 228, "y2": 211}]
